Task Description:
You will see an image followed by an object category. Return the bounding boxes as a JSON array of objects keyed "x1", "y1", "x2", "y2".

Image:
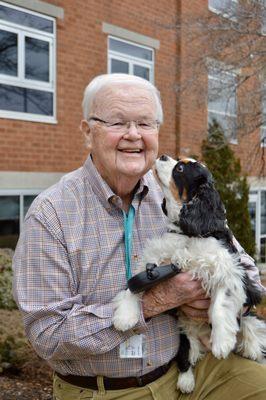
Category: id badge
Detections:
[{"x1": 119, "y1": 334, "x2": 145, "y2": 358}]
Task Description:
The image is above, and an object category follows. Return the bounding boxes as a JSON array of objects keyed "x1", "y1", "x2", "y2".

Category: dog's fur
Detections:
[{"x1": 112, "y1": 155, "x2": 266, "y2": 393}]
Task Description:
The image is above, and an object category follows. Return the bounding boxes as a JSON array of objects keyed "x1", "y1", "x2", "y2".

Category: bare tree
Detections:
[{"x1": 174, "y1": 0, "x2": 266, "y2": 175}]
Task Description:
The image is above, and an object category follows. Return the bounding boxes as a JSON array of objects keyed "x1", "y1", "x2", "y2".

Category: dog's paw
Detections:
[
  {"x1": 177, "y1": 368, "x2": 195, "y2": 394},
  {"x1": 112, "y1": 290, "x2": 140, "y2": 332},
  {"x1": 113, "y1": 313, "x2": 140, "y2": 332},
  {"x1": 211, "y1": 333, "x2": 236, "y2": 359}
]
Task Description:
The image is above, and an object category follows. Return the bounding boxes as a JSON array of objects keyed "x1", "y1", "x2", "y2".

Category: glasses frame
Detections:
[{"x1": 88, "y1": 116, "x2": 159, "y2": 134}]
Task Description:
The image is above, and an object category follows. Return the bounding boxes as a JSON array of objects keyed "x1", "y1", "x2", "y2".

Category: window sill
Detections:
[{"x1": 0, "y1": 111, "x2": 57, "y2": 124}]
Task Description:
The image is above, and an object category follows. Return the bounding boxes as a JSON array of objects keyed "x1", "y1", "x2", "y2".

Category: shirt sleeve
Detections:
[
  {"x1": 233, "y1": 237, "x2": 266, "y2": 296},
  {"x1": 12, "y1": 208, "x2": 148, "y2": 362}
]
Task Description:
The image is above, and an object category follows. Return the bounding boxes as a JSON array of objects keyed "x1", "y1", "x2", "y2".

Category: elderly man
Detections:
[{"x1": 13, "y1": 74, "x2": 266, "y2": 400}]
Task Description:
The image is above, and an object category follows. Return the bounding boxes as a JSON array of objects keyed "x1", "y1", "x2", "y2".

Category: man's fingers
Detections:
[
  {"x1": 180, "y1": 304, "x2": 209, "y2": 321},
  {"x1": 185, "y1": 299, "x2": 210, "y2": 310}
]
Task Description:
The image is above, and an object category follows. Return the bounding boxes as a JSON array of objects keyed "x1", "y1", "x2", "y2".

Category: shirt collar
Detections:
[{"x1": 83, "y1": 155, "x2": 149, "y2": 209}]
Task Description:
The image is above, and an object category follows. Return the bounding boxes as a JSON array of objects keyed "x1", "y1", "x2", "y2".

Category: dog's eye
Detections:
[{"x1": 176, "y1": 164, "x2": 184, "y2": 172}]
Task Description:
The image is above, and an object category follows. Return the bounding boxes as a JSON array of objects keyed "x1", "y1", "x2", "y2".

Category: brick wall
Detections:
[
  {"x1": 0, "y1": 0, "x2": 180, "y2": 173},
  {"x1": 0, "y1": 0, "x2": 264, "y2": 177}
]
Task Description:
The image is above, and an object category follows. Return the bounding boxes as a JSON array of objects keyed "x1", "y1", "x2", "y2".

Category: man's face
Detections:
[{"x1": 84, "y1": 84, "x2": 159, "y2": 192}]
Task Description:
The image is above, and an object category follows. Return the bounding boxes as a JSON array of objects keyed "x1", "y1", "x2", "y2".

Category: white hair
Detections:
[{"x1": 82, "y1": 73, "x2": 163, "y2": 124}]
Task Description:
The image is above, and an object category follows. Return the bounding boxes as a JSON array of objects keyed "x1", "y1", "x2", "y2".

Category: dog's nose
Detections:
[{"x1": 159, "y1": 154, "x2": 169, "y2": 162}]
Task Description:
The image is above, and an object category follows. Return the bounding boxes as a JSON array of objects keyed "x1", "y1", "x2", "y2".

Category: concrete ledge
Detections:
[
  {"x1": 0, "y1": 171, "x2": 65, "y2": 190},
  {"x1": 248, "y1": 177, "x2": 266, "y2": 188},
  {"x1": 5, "y1": 0, "x2": 64, "y2": 19},
  {"x1": 102, "y1": 22, "x2": 160, "y2": 49}
]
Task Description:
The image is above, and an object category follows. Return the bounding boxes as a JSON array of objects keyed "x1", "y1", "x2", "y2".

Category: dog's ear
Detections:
[
  {"x1": 179, "y1": 183, "x2": 227, "y2": 237},
  {"x1": 161, "y1": 198, "x2": 168, "y2": 216}
]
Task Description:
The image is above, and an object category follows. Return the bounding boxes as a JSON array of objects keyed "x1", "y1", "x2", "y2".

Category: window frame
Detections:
[
  {"x1": 0, "y1": 1, "x2": 56, "y2": 123},
  {"x1": 208, "y1": 65, "x2": 238, "y2": 143},
  {"x1": 0, "y1": 189, "x2": 41, "y2": 235},
  {"x1": 248, "y1": 189, "x2": 266, "y2": 265},
  {"x1": 107, "y1": 35, "x2": 154, "y2": 83}
]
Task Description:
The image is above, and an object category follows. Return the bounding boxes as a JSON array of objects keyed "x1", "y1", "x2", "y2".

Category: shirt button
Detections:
[
  {"x1": 133, "y1": 255, "x2": 138, "y2": 260},
  {"x1": 147, "y1": 361, "x2": 152, "y2": 367}
]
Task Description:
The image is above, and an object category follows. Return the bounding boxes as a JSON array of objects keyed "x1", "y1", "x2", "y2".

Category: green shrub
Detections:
[
  {"x1": 202, "y1": 121, "x2": 256, "y2": 257},
  {"x1": 0, "y1": 309, "x2": 30, "y2": 372},
  {"x1": 0, "y1": 250, "x2": 17, "y2": 310}
]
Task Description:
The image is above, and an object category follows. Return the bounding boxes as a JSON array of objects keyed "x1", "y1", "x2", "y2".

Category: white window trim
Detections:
[
  {"x1": 0, "y1": 1, "x2": 57, "y2": 123},
  {"x1": 0, "y1": 189, "x2": 41, "y2": 232},
  {"x1": 107, "y1": 36, "x2": 155, "y2": 83},
  {"x1": 248, "y1": 188, "x2": 266, "y2": 265},
  {"x1": 208, "y1": 66, "x2": 238, "y2": 144}
]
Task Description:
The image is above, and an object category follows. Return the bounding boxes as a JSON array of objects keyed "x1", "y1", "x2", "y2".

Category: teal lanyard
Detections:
[{"x1": 123, "y1": 205, "x2": 135, "y2": 281}]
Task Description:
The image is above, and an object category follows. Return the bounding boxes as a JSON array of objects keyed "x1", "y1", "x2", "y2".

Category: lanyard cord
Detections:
[{"x1": 123, "y1": 205, "x2": 135, "y2": 281}]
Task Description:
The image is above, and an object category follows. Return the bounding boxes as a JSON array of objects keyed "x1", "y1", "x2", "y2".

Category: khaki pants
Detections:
[{"x1": 53, "y1": 353, "x2": 266, "y2": 400}]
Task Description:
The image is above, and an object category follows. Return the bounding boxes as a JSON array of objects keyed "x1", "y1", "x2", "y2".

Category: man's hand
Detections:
[
  {"x1": 142, "y1": 271, "x2": 210, "y2": 319},
  {"x1": 180, "y1": 298, "x2": 210, "y2": 321}
]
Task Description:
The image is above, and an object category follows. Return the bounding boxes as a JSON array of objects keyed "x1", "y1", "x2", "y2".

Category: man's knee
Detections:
[{"x1": 192, "y1": 353, "x2": 266, "y2": 400}]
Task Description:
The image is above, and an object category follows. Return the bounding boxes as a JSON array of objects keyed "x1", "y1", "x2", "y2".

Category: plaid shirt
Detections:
[{"x1": 13, "y1": 155, "x2": 264, "y2": 377}]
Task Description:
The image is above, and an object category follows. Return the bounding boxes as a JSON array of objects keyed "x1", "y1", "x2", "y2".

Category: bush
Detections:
[
  {"x1": 202, "y1": 121, "x2": 256, "y2": 257},
  {"x1": 0, "y1": 249, "x2": 17, "y2": 310},
  {"x1": 0, "y1": 309, "x2": 52, "y2": 383},
  {"x1": 0, "y1": 309, "x2": 29, "y2": 373}
]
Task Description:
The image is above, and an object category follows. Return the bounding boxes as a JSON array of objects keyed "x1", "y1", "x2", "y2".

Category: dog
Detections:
[{"x1": 112, "y1": 155, "x2": 266, "y2": 393}]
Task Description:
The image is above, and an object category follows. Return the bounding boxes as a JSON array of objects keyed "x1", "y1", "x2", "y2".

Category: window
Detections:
[
  {"x1": 261, "y1": 87, "x2": 266, "y2": 146},
  {"x1": 258, "y1": 0, "x2": 266, "y2": 34},
  {"x1": 0, "y1": 2, "x2": 56, "y2": 123},
  {"x1": 0, "y1": 191, "x2": 39, "y2": 249},
  {"x1": 248, "y1": 189, "x2": 266, "y2": 263},
  {"x1": 108, "y1": 37, "x2": 154, "y2": 82},
  {"x1": 208, "y1": 65, "x2": 238, "y2": 142},
  {"x1": 208, "y1": 0, "x2": 238, "y2": 18}
]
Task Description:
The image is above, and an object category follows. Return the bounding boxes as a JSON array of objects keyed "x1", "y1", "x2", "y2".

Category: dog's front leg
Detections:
[
  {"x1": 176, "y1": 332, "x2": 195, "y2": 393},
  {"x1": 209, "y1": 287, "x2": 241, "y2": 359},
  {"x1": 112, "y1": 289, "x2": 141, "y2": 332}
]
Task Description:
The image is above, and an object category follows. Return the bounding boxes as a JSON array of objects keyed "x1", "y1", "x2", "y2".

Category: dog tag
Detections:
[{"x1": 119, "y1": 335, "x2": 143, "y2": 358}]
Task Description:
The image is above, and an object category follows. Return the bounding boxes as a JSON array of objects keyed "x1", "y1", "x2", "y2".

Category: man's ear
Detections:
[{"x1": 80, "y1": 120, "x2": 92, "y2": 150}]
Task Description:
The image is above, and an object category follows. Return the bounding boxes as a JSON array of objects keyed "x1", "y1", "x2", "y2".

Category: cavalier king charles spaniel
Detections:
[{"x1": 112, "y1": 155, "x2": 265, "y2": 393}]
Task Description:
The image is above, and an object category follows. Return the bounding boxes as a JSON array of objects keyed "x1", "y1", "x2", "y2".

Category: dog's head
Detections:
[{"x1": 154, "y1": 155, "x2": 227, "y2": 237}]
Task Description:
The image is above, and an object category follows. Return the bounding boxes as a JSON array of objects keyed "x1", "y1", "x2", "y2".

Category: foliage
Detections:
[
  {"x1": 0, "y1": 309, "x2": 29, "y2": 373},
  {"x1": 202, "y1": 120, "x2": 256, "y2": 257},
  {"x1": 0, "y1": 250, "x2": 17, "y2": 310}
]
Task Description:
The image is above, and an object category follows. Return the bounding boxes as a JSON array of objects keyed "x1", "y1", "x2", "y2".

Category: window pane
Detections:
[
  {"x1": 111, "y1": 59, "x2": 129, "y2": 74},
  {"x1": 209, "y1": 0, "x2": 238, "y2": 16},
  {"x1": 248, "y1": 201, "x2": 256, "y2": 238},
  {"x1": 25, "y1": 37, "x2": 49, "y2": 82},
  {"x1": 109, "y1": 38, "x2": 152, "y2": 61},
  {"x1": 0, "y1": 29, "x2": 17, "y2": 76},
  {"x1": 261, "y1": 127, "x2": 266, "y2": 146},
  {"x1": 261, "y1": 191, "x2": 266, "y2": 235},
  {"x1": 0, "y1": 196, "x2": 19, "y2": 249},
  {"x1": 208, "y1": 77, "x2": 237, "y2": 115},
  {"x1": 133, "y1": 64, "x2": 150, "y2": 81},
  {"x1": 208, "y1": 111, "x2": 237, "y2": 140},
  {"x1": 0, "y1": 5, "x2": 53, "y2": 33},
  {"x1": 260, "y1": 237, "x2": 266, "y2": 263},
  {"x1": 0, "y1": 84, "x2": 53, "y2": 116},
  {"x1": 24, "y1": 195, "x2": 37, "y2": 218}
]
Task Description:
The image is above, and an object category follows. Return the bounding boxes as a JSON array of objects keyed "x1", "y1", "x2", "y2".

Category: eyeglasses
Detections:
[{"x1": 88, "y1": 116, "x2": 159, "y2": 134}]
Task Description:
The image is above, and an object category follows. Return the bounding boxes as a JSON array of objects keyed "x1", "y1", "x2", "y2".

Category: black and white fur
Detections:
[{"x1": 112, "y1": 155, "x2": 266, "y2": 393}]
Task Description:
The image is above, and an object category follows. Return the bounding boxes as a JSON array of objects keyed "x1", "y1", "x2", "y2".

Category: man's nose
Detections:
[{"x1": 125, "y1": 122, "x2": 141, "y2": 138}]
